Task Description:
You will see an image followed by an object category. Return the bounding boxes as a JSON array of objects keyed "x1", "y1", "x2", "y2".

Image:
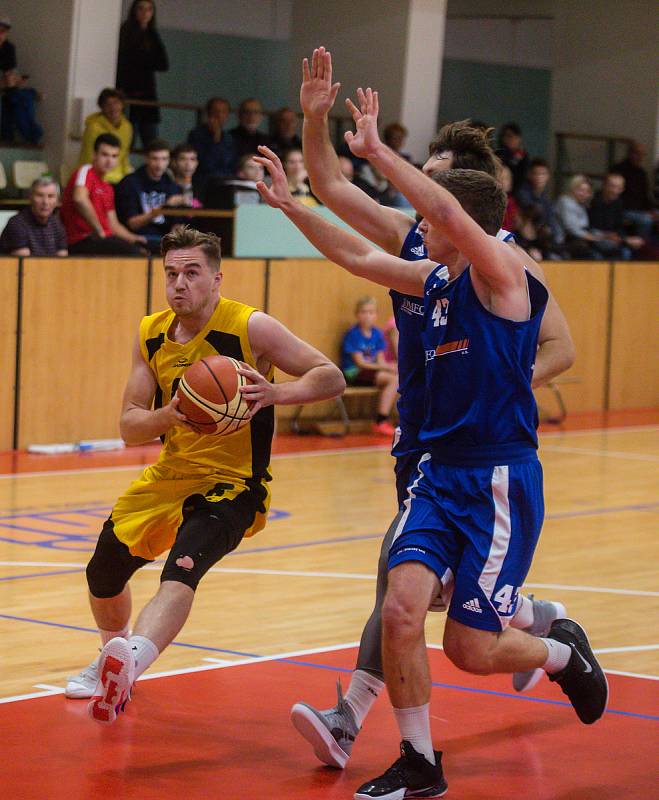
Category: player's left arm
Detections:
[
  {"x1": 239, "y1": 312, "x2": 346, "y2": 415},
  {"x1": 518, "y1": 249, "x2": 576, "y2": 386},
  {"x1": 254, "y1": 145, "x2": 431, "y2": 296},
  {"x1": 345, "y1": 88, "x2": 526, "y2": 300}
]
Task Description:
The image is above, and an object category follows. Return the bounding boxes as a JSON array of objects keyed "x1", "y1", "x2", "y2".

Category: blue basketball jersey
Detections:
[
  {"x1": 419, "y1": 265, "x2": 548, "y2": 466},
  {"x1": 390, "y1": 223, "x2": 430, "y2": 457},
  {"x1": 390, "y1": 222, "x2": 516, "y2": 459}
]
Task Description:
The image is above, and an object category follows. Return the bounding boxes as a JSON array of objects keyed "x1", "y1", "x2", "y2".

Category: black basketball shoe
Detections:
[
  {"x1": 354, "y1": 740, "x2": 448, "y2": 799},
  {"x1": 546, "y1": 618, "x2": 609, "y2": 724}
]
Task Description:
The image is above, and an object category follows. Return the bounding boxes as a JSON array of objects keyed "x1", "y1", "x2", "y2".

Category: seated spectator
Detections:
[
  {"x1": 612, "y1": 141, "x2": 656, "y2": 238},
  {"x1": 282, "y1": 148, "x2": 318, "y2": 206},
  {"x1": 187, "y1": 97, "x2": 235, "y2": 184},
  {"x1": 270, "y1": 107, "x2": 301, "y2": 155},
  {"x1": 0, "y1": 177, "x2": 67, "y2": 256},
  {"x1": 555, "y1": 174, "x2": 607, "y2": 260},
  {"x1": 0, "y1": 17, "x2": 42, "y2": 144},
  {"x1": 60, "y1": 133, "x2": 145, "y2": 255},
  {"x1": 516, "y1": 158, "x2": 564, "y2": 259},
  {"x1": 589, "y1": 173, "x2": 644, "y2": 260},
  {"x1": 78, "y1": 88, "x2": 133, "y2": 184},
  {"x1": 337, "y1": 154, "x2": 380, "y2": 199},
  {"x1": 497, "y1": 164, "x2": 520, "y2": 236},
  {"x1": 115, "y1": 138, "x2": 185, "y2": 252},
  {"x1": 170, "y1": 143, "x2": 201, "y2": 207},
  {"x1": 203, "y1": 154, "x2": 263, "y2": 209},
  {"x1": 230, "y1": 98, "x2": 271, "y2": 161},
  {"x1": 496, "y1": 122, "x2": 529, "y2": 194},
  {"x1": 383, "y1": 122, "x2": 411, "y2": 162},
  {"x1": 340, "y1": 296, "x2": 398, "y2": 437}
]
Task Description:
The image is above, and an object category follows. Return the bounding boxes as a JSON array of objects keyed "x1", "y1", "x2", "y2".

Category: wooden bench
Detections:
[{"x1": 290, "y1": 386, "x2": 380, "y2": 436}]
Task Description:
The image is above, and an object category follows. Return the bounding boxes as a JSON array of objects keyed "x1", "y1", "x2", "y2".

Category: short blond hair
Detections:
[
  {"x1": 355, "y1": 296, "x2": 377, "y2": 314},
  {"x1": 160, "y1": 225, "x2": 221, "y2": 271}
]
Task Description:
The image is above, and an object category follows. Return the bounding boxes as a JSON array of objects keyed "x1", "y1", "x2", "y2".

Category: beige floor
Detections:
[{"x1": 0, "y1": 425, "x2": 657, "y2": 700}]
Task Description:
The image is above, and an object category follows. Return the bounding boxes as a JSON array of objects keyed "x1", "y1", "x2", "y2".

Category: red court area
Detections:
[{"x1": 3, "y1": 647, "x2": 657, "y2": 800}]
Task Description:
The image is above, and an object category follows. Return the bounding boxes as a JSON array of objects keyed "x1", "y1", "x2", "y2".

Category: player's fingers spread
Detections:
[
  {"x1": 357, "y1": 87, "x2": 367, "y2": 112},
  {"x1": 302, "y1": 57, "x2": 310, "y2": 82},
  {"x1": 345, "y1": 97, "x2": 359, "y2": 118},
  {"x1": 330, "y1": 82, "x2": 341, "y2": 102},
  {"x1": 373, "y1": 91, "x2": 379, "y2": 115}
]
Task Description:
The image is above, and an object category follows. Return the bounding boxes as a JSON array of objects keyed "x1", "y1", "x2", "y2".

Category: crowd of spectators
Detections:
[
  {"x1": 494, "y1": 126, "x2": 657, "y2": 261},
  {"x1": 0, "y1": 0, "x2": 656, "y2": 262}
]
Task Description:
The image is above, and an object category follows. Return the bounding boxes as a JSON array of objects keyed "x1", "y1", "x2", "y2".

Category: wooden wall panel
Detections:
[
  {"x1": 149, "y1": 258, "x2": 266, "y2": 314},
  {"x1": 268, "y1": 259, "x2": 393, "y2": 419},
  {"x1": 608, "y1": 262, "x2": 659, "y2": 409},
  {"x1": 18, "y1": 258, "x2": 149, "y2": 447},
  {"x1": 0, "y1": 258, "x2": 18, "y2": 450},
  {"x1": 539, "y1": 261, "x2": 611, "y2": 413}
]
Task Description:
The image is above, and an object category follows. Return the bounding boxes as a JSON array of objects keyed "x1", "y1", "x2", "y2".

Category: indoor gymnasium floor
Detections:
[{"x1": 1, "y1": 410, "x2": 658, "y2": 799}]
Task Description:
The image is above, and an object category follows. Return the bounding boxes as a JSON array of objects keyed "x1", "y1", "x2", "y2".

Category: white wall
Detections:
[
  {"x1": 551, "y1": 0, "x2": 659, "y2": 165},
  {"x1": 123, "y1": 0, "x2": 292, "y2": 40},
  {"x1": 400, "y1": 0, "x2": 447, "y2": 162},
  {"x1": 65, "y1": 0, "x2": 123, "y2": 166}
]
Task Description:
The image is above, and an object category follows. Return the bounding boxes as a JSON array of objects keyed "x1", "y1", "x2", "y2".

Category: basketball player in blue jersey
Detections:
[
  {"x1": 286, "y1": 47, "x2": 574, "y2": 771},
  {"x1": 254, "y1": 86, "x2": 607, "y2": 797}
]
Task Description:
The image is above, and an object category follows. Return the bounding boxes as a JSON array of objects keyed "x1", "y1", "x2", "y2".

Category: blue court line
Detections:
[
  {"x1": 1, "y1": 612, "x2": 656, "y2": 721},
  {"x1": 0, "y1": 568, "x2": 85, "y2": 582}
]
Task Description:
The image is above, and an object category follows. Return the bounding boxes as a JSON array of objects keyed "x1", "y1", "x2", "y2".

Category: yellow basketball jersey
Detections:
[{"x1": 138, "y1": 296, "x2": 274, "y2": 488}]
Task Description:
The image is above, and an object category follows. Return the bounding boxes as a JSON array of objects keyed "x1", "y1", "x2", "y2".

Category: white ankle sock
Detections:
[
  {"x1": 345, "y1": 670, "x2": 384, "y2": 727},
  {"x1": 540, "y1": 637, "x2": 572, "y2": 673},
  {"x1": 99, "y1": 625, "x2": 130, "y2": 646},
  {"x1": 510, "y1": 594, "x2": 534, "y2": 629},
  {"x1": 393, "y1": 704, "x2": 435, "y2": 765},
  {"x1": 129, "y1": 635, "x2": 159, "y2": 679}
]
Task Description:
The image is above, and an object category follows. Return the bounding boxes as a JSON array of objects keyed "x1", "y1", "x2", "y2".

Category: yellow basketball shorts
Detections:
[{"x1": 110, "y1": 463, "x2": 270, "y2": 560}]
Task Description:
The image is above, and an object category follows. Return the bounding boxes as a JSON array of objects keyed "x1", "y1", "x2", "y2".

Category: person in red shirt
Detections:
[{"x1": 60, "y1": 133, "x2": 146, "y2": 255}]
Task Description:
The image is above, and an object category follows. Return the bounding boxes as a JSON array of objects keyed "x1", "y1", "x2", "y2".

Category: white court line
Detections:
[
  {"x1": 1, "y1": 561, "x2": 658, "y2": 598},
  {"x1": 594, "y1": 644, "x2": 659, "y2": 654},
  {"x1": 2, "y1": 638, "x2": 657, "y2": 706},
  {"x1": 540, "y1": 424, "x2": 659, "y2": 439},
  {"x1": 0, "y1": 444, "x2": 391, "y2": 482},
  {"x1": 541, "y1": 444, "x2": 659, "y2": 462},
  {"x1": 1, "y1": 423, "x2": 657, "y2": 481}
]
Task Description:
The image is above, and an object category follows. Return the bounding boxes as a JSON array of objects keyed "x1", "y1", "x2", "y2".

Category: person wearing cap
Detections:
[{"x1": 0, "y1": 17, "x2": 42, "y2": 144}]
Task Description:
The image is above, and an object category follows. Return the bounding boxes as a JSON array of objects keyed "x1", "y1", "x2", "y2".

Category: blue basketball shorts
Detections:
[
  {"x1": 388, "y1": 453, "x2": 544, "y2": 632},
  {"x1": 394, "y1": 449, "x2": 424, "y2": 508}
]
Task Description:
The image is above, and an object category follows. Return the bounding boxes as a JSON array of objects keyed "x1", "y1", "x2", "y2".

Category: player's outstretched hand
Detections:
[
  {"x1": 344, "y1": 87, "x2": 382, "y2": 159},
  {"x1": 300, "y1": 46, "x2": 341, "y2": 119},
  {"x1": 237, "y1": 362, "x2": 277, "y2": 416},
  {"x1": 254, "y1": 146, "x2": 294, "y2": 210}
]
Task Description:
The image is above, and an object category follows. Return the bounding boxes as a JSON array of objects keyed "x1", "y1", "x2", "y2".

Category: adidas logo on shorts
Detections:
[{"x1": 462, "y1": 598, "x2": 483, "y2": 613}]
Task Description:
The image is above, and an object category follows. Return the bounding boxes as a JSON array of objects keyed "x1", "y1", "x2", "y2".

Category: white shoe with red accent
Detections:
[{"x1": 87, "y1": 637, "x2": 134, "y2": 725}]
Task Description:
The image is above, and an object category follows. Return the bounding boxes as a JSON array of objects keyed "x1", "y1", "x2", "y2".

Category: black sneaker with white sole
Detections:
[
  {"x1": 354, "y1": 740, "x2": 448, "y2": 799},
  {"x1": 546, "y1": 618, "x2": 608, "y2": 724}
]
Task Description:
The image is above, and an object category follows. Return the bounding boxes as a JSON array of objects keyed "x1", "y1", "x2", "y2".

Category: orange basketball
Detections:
[{"x1": 176, "y1": 355, "x2": 252, "y2": 435}]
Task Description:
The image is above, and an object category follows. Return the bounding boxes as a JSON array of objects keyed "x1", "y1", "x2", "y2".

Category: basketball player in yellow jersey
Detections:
[{"x1": 67, "y1": 226, "x2": 345, "y2": 725}]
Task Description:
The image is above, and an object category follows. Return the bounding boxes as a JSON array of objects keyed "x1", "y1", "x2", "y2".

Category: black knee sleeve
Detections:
[
  {"x1": 160, "y1": 503, "x2": 248, "y2": 591},
  {"x1": 86, "y1": 519, "x2": 150, "y2": 598}
]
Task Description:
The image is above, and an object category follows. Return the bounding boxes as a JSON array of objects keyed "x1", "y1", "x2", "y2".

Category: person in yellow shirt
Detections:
[
  {"x1": 65, "y1": 225, "x2": 345, "y2": 726},
  {"x1": 78, "y1": 88, "x2": 133, "y2": 184}
]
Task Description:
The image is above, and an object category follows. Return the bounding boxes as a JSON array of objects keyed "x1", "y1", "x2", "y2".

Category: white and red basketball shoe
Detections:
[{"x1": 87, "y1": 637, "x2": 134, "y2": 725}]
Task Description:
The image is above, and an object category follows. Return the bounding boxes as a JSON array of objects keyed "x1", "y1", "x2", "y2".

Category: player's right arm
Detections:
[
  {"x1": 301, "y1": 47, "x2": 413, "y2": 256},
  {"x1": 254, "y1": 146, "x2": 431, "y2": 296},
  {"x1": 119, "y1": 335, "x2": 193, "y2": 444},
  {"x1": 73, "y1": 184, "x2": 105, "y2": 238}
]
